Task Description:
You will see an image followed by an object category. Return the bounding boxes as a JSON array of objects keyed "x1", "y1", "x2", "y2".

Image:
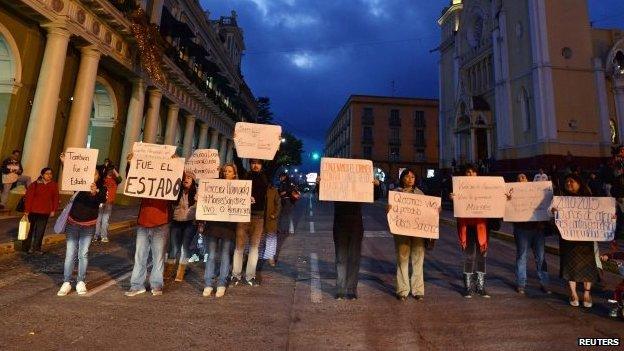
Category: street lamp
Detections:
[{"x1": 281, "y1": 138, "x2": 286, "y2": 143}]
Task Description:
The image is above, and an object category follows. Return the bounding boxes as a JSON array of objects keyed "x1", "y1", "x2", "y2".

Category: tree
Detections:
[
  {"x1": 264, "y1": 131, "x2": 304, "y2": 178},
  {"x1": 256, "y1": 97, "x2": 273, "y2": 124}
]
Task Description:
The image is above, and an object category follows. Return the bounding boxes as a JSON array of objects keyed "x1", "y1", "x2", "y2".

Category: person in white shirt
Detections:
[{"x1": 533, "y1": 168, "x2": 549, "y2": 182}]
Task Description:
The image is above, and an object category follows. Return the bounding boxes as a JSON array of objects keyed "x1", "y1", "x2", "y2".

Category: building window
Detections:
[
  {"x1": 414, "y1": 111, "x2": 425, "y2": 128},
  {"x1": 414, "y1": 130, "x2": 425, "y2": 147},
  {"x1": 389, "y1": 127, "x2": 400, "y2": 143},
  {"x1": 363, "y1": 126, "x2": 373, "y2": 143},
  {"x1": 415, "y1": 149, "x2": 425, "y2": 162},
  {"x1": 363, "y1": 107, "x2": 374, "y2": 125},
  {"x1": 363, "y1": 146, "x2": 372, "y2": 159},
  {"x1": 389, "y1": 146, "x2": 400, "y2": 162},
  {"x1": 390, "y1": 109, "x2": 401, "y2": 126}
]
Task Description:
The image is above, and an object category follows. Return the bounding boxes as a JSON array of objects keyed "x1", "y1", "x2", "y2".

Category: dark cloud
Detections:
[{"x1": 202, "y1": 0, "x2": 624, "y2": 171}]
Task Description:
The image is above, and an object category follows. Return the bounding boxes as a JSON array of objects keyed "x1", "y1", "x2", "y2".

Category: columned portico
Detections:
[
  {"x1": 225, "y1": 139, "x2": 234, "y2": 163},
  {"x1": 164, "y1": 103, "x2": 179, "y2": 146},
  {"x1": 209, "y1": 129, "x2": 220, "y2": 149},
  {"x1": 119, "y1": 79, "x2": 146, "y2": 177},
  {"x1": 143, "y1": 89, "x2": 162, "y2": 143},
  {"x1": 182, "y1": 114, "x2": 195, "y2": 158},
  {"x1": 219, "y1": 134, "x2": 227, "y2": 165},
  {"x1": 198, "y1": 123, "x2": 209, "y2": 149},
  {"x1": 64, "y1": 46, "x2": 101, "y2": 149},
  {"x1": 22, "y1": 24, "x2": 71, "y2": 179}
]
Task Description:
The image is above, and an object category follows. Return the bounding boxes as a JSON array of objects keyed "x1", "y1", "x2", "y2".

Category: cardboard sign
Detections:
[
  {"x1": 124, "y1": 156, "x2": 185, "y2": 200},
  {"x1": 132, "y1": 142, "x2": 177, "y2": 159},
  {"x1": 452, "y1": 176, "x2": 506, "y2": 218},
  {"x1": 319, "y1": 157, "x2": 374, "y2": 203},
  {"x1": 196, "y1": 178, "x2": 252, "y2": 222},
  {"x1": 553, "y1": 196, "x2": 616, "y2": 242},
  {"x1": 185, "y1": 149, "x2": 220, "y2": 179},
  {"x1": 233, "y1": 122, "x2": 282, "y2": 160},
  {"x1": 504, "y1": 181, "x2": 554, "y2": 222},
  {"x1": 61, "y1": 148, "x2": 99, "y2": 191},
  {"x1": 387, "y1": 191, "x2": 441, "y2": 239}
]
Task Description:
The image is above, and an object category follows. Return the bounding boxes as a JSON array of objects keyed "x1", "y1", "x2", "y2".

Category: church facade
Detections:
[{"x1": 438, "y1": 0, "x2": 624, "y2": 172}]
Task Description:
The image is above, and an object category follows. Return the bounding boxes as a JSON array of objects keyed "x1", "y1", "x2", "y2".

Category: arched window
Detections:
[
  {"x1": 519, "y1": 88, "x2": 531, "y2": 132},
  {"x1": 614, "y1": 51, "x2": 624, "y2": 76}
]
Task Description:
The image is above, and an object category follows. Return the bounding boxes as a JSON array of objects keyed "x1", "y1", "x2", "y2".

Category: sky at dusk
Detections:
[{"x1": 202, "y1": 0, "x2": 624, "y2": 172}]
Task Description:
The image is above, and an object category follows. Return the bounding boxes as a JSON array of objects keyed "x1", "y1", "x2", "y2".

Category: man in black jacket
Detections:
[{"x1": 1, "y1": 150, "x2": 31, "y2": 208}]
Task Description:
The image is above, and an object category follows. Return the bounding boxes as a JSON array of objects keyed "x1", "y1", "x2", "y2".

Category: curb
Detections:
[{"x1": 0, "y1": 219, "x2": 137, "y2": 255}]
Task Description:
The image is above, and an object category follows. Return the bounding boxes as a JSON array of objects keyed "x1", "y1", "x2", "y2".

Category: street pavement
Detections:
[{"x1": 0, "y1": 194, "x2": 623, "y2": 350}]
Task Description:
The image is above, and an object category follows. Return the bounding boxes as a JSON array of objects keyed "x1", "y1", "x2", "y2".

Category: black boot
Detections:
[
  {"x1": 476, "y1": 272, "x2": 490, "y2": 298},
  {"x1": 462, "y1": 273, "x2": 473, "y2": 298}
]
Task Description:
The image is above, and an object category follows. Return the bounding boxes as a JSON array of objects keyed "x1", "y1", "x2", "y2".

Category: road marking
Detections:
[
  {"x1": 309, "y1": 210, "x2": 313, "y2": 217},
  {"x1": 310, "y1": 253, "x2": 322, "y2": 303},
  {"x1": 309, "y1": 221, "x2": 315, "y2": 233},
  {"x1": 84, "y1": 270, "x2": 133, "y2": 297}
]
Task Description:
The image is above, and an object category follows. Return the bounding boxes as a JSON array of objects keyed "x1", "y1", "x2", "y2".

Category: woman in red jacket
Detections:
[{"x1": 24, "y1": 167, "x2": 59, "y2": 254}]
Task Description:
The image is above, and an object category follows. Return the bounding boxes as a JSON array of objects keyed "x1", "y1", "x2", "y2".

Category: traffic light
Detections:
[{"x1": 311, "y1": 152, "x2": 320, "y2": 161}]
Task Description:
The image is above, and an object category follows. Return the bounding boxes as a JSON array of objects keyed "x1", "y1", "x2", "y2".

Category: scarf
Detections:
[{"x1": 457, "y1": 217, "x2": 488, "y2": 253}]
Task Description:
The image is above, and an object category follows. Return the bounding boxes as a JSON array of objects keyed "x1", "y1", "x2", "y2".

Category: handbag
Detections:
[
  {"x1": 54, "y1": 192, "x2": 79, "y2": 234},
  {"x1": 18, "y1": 215, "x2": 30, "y2": 240}
]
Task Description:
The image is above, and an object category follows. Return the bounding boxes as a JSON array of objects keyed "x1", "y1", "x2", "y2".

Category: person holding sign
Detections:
[
  {"x1": 450, "y1": 165, "x2": 499, "y2": 298},
  {"x1": 94, "y1": 165, "x2": 122, "y2": 243},
  {"x1": 167, "y1": 172, "x2": 198, "y2": 282},
  {"x1": 57, "y1": 153, "x2": 107, "y2": 296},
  {"x1": 23, "y1": 167, "x2": 59, "y2": 254},
  {"x1": 201, "y1": 163, "x2": 239, "y2": 298},
  {"x1": 507, "y1": 173, "x2": 551, "y2": 295},
  {"x1": 387, "y1": 169, "x2": 427, "y2": 301},
  {"x1": 552, "y1": 174, "x2": 599, "y2": 308}
]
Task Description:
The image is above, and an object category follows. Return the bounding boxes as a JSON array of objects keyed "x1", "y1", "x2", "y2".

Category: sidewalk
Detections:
[{"x1": 0, "y1": 205, "x2": 140, "y2": 254}]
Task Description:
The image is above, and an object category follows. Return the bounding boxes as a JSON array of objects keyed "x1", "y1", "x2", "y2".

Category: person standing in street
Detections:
[
  {"x1": 202, "y1": 163, "x2": 238, "y2": 298},
  {"x1": 57, "y1": 164, "x2": 107, "y2": 296},
  {"x1": 387, "y1": 168, "x2": 427, "y2": 301},
  {"x1": 125, "y1": 153, "x2": 173, "y2": 297},
  {"x1": 278, "y1": 172, "x2": 297, "y2": 234},
  {"x1": 1, "y1": 150, "x2": 31, "y2": 208},
  {"x1": 23, "y1": 167, "x2": 59, "y2": 254},
  {"x1": 262, "y1": 182, "x2": 282, "y2": 267},
  {"x1": 167, "y1": 172, "x2": 197, "y2": 282},
  {"x1": 94, "y1": 165, "x2": 122, "y2": 243},
  {"x1": 231, "y1": 159, "x2": 268, "y2": 286},
  {"x1": 508, "y1": 173, "x2": 551, "y2": 295}
]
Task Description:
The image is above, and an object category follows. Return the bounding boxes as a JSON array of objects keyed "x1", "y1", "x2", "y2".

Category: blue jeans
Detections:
[
  {"x1": 514, "y1": 225, "x2": 549, "y2": 288},
  {"x1": 130, "y1": 224, "x2": 168, "y2": 291},
  {"x1": 204, "y1": 236, "x2": 232, "y2": 287},
  {"x1": 63, "y1": 223, "x2": 95, "y2": 283},
  {"x1": 169, "y1": 220, "x2": 196, "y2": 263},
  {"x1": 95, "y1": 203, "x2": 113, "y2": 240}
]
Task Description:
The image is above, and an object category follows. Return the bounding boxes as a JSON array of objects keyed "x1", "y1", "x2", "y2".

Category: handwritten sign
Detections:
[
  {"x1": 61, "y1": 148, "x2": 99, "y2": 191},
  {"x1": 185, "y1": 149, "x2": 220, "y2": 179},
  {"x1": 387, "y1": 191, "x2": 441, "y2": 238},
  {"x1": 553, "y1": 196, "x2": 616, "y2": 242},
  {"x1": 196, "y1": 179, "x2": 252, "y2": 222},
  {"x1": 319, "y1": 157, "x2": 374, "y2": 203},
  {"x1": 124, "y1": 143, "x2": 185, "y2": 200},
  {"x1": 504, "y1": 181, "x2": 553, "y2": 222},
  {"x1": 452, "y1": 176, "x2": 506, "y2": 218},
  {"x1": 233, "y1": 122, "x2": 282, "y2": 160}
]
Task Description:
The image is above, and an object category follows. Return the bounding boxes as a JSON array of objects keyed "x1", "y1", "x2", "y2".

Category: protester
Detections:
[
  {"x1": 388, "y1": 168, "x2": 428, "y2": 301},
  {"x1": 600, "y1": 242, "x2": 624, "y2": 317},
  {"x1": 552, "y1": 173, "x2": 598, "y2": 307},
  {"x1": 587, "y1": 173, "x2": 604, "y2": 197},
  {"x1": 167, "y1": 172, "x2": 197, "y2": 282},
  {"x1": 231, "y1": 159, "x2": 268, "y2": 286},
  {"x1": 57, "y1": 160, "x2": 107, "y2": 296},
  {"x1": 23, "y1": 167, "x2": 59, "y2": 254},
  {"x1": 508, "y1": 173, "x2": 550, "y2": 295},
  {"x1": 278, "y1": 172, "x2": 297, "y2": 234},
  {"x1": 1, "y1": 150, "x2": 31, "y2": 208},
  {"x1": 533, "y1": 168, "x2": 549, "y2": 182},
  {"x1": 94, "y1": 165, "x2": 122, "y2": 243},
  {"x1": 202, "y1": 163, "x2": 238, "y2": 298},
  {"x1": 451, "y1": 164, "x2": 498, "y2": 298},
  {"x1": 262, "y1": 182, "x2": 282, "y2": 267},
  {"x1": 125, "y1": 153, "x2": 173, "y2": 297}
]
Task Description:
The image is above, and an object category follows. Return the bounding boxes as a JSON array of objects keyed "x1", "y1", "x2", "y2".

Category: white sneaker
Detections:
[
  {"x1": 124, "y1": 288, "x2": 146, "y2": 297},
  {"x1": 57, "y1": 282, "x2": 72, "y2": 296},
  {"x1": 76, "y1": 281, "x2": 88, "y2": 295},
  {"x1": 215, "y1": 286, "x2": 226, "y2": 298},
  {"x1": 202, "y1": 287, "x2": 213, "y2": 297},
  {"x1": 101, "y1": 238, "x2": 109, "y2": 243}
]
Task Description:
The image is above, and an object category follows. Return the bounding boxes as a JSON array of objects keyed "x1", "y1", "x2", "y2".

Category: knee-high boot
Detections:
[
  {"x1": 476, "y1": 271, "x2": 490, "y2": 298},
  {"x1": 463, "y1": 273, "x2": 473, "y2": 298}
]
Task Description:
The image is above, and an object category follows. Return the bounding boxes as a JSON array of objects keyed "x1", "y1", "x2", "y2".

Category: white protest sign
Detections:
[
  {"x1": 504, "y1": 181, "x2": 554, "y2": 222},
  {"x1": 124, "y1": 144, "x2": 185, "y2": 200},
  {"x1": 319, "y1": 158, "x2": 374, "y2": 203},
  {"x1": 553, "y1": 196, "x2": 616, "y2": 242},
  {"x1": 233, "y1": 122, "x2": 282, "y2": 160},
  {"x1": 196, "y1": 178, "x2": 252, "y2": 222},
  {"x1": 61, "y1": 148, "x2": 99, "y2": 191},
  {"x1": 452, "y1": 176, "x2": 506, "y2": 218},
  {"x1": 387, "y1": 191, "x2": 441, "y2": 239},
  {"x1": 185, "y1": 149, "x2": 220, "y2": 179}
]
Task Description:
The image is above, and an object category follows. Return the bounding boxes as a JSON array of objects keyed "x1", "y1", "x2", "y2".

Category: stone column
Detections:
[
  {"x1": 209, "y1": 129, "x2": 220, "y2": 149},
  {"x1": 593, "y1": 58, "x2": 612, "y2": 144},
  {"x1": 218, "y1": 134, "x2": 228, "y2": 165},
  {"x1": 119, "y1": 79, "x2": 146, "y2": 178},
  {"x1": 470, "y1": 128, "x2": 477, "y2": 163},
  {"x1": 198, "y1": 123, "x2": 209, "y2": 149},
  {"x1": 142, "y1": 89, "x2": 162, "y2": 143},
  {"x1": 63, "y1": 46, "x2": 101, "y2": 149},
  {"x1": 225, "y1": 139, "x2": 234, "y2": 163},
  {"x1": 163, "y1": 104, "x2": 179, "y2": 146},
  {"x1": 614, "y1": 85, "x2": 624, "y2": 143},
  {"x1": 22, "y1": 25, "x2": 71, "y2": 180},
  {"x1": 182, "y1": 114, "x2": 195, "y2": 158}
]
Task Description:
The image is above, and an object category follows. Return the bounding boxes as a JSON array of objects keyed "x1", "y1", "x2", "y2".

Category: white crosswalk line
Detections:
[
  {"x1": 310, "y1": 253, "x2": 322, "y2": 303},
  {"x1": 309, "y1": 221, "x2": 315, "y2": 233}
]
